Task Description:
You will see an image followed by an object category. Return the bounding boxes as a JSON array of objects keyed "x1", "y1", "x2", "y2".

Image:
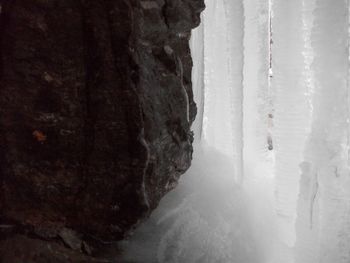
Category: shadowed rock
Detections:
[{"x1": 0, "y1": 0, "x2": 204, "y2": 261}]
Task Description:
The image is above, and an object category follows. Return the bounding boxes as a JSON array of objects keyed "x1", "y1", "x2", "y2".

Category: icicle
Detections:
[
  {"x1": 202, "y1": 0, "x2": 245, "y2": 183},
  {"x1": 225, "y1": 0, "x2": 245, "y2": 183},
  {"x1": 292, "y1": 1, "x2": 320, "y2": 262},
  {"x1": 271, "y1": 0, "x2": 311, "y2": 247},
  {"x1": 243, "y1": 0, "x2": 271, "y2": 183}
]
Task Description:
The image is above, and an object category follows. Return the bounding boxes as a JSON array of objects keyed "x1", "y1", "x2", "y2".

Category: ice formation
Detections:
[
  {"x1": 271, "y1": 0, "x2": 312, "y2": 250},
  {"x1": 295, "y1": 1, "x2": 350, "y2": 262},
  {"x1": 121, "y1": 0, "x2": 350, "y2": 262},
  {"x1": 201, "y1": 0, "x2": 245, "y2": 183}
]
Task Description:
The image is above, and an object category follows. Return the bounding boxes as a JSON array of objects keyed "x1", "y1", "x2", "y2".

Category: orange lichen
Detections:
[{"x1": 33, "y1": 130, "x2": 47, "y2": 143}]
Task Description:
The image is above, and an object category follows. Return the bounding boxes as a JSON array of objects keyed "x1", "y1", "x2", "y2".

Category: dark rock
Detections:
[
  {"x1": 58, "y1": 228, "x2": 83, "y2": 251},
  {"x1": 0, "y1": 234, "x2": 113, "y2": 263},
  {"x1": 0, "y1": 0, "x2": 204, "y2": 261}
]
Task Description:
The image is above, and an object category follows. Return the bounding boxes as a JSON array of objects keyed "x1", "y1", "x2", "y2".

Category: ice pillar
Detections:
[
  {"x1": 202, "y1": 0, "x2": 245, "y2": 182},
  {"x1": 297, "y1": 0, "x2": 350, "y2": 262},
  {"x1": 243, "y1": 0, "x2": 271, "y2": 181},
  {"x1": 271, "y1": 0, "x2": 311, "y2": 247}
]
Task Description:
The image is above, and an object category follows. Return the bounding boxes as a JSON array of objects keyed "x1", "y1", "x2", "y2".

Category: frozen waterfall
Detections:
[
  {"x1": 120, "y1": 0, "x2": 350, "y2": 262},
  {"x1": 296, "y1": 1, "x2": 350, "y2": 262}
]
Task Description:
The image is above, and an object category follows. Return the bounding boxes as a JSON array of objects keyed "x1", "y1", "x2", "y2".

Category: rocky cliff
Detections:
[{"x1": 0, "y1": 0, "x2": 204, "y2": 261}]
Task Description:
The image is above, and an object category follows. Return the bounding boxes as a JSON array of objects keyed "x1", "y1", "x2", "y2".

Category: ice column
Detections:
[
  {"x1": 271, "y1": 0, "x2": 311, "y2": 246},
  {"x1": 297, "y1": 0, "x2": 350, "y2": 262},
  {"x1": 203, "y1": 0, "x2": 245, "y2": 182},
  {"x1": 294, "y1": 0, "x2": 319, "y2": 262},
  {"x1": 243, "y1": 0, "x2": 271, "y2": 180}
]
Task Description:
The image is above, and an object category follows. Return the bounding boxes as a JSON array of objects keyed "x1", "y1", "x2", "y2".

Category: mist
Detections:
[{"x1": 121, "y1": 144, "x2": 279, "y2": 263}]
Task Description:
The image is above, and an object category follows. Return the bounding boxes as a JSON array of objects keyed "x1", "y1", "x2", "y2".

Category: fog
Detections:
[{"x1": 121, "y1": 144, "x2": 278, "y2": 263}]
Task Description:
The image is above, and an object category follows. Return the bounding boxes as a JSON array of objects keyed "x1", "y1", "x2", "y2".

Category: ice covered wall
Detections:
[
  {"x1": 295, "y1": 0, "x2": 350, "y2": 262},
  {"x1": 271, "y1": 0, "x2": 312, "y2": 250}
]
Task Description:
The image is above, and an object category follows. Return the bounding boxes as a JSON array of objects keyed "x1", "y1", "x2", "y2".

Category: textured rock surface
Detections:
[{"x1": 0, "y1": 0, "x2": 204, "y2": 261}]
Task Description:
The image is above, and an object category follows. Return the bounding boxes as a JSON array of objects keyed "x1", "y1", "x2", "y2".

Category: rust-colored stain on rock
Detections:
[{"x1": 32, "y1": 130, "x2": 47, "y2": 143}]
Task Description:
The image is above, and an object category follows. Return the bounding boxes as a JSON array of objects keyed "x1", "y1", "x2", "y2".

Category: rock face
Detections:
[{"x1": 0, "y1": 0, "x2": 204, "y2": 261}]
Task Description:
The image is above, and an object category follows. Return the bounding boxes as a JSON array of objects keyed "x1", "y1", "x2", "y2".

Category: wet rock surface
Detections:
[{"x1": 0, "y1": 0, "x2": 204, "y2": 261}]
